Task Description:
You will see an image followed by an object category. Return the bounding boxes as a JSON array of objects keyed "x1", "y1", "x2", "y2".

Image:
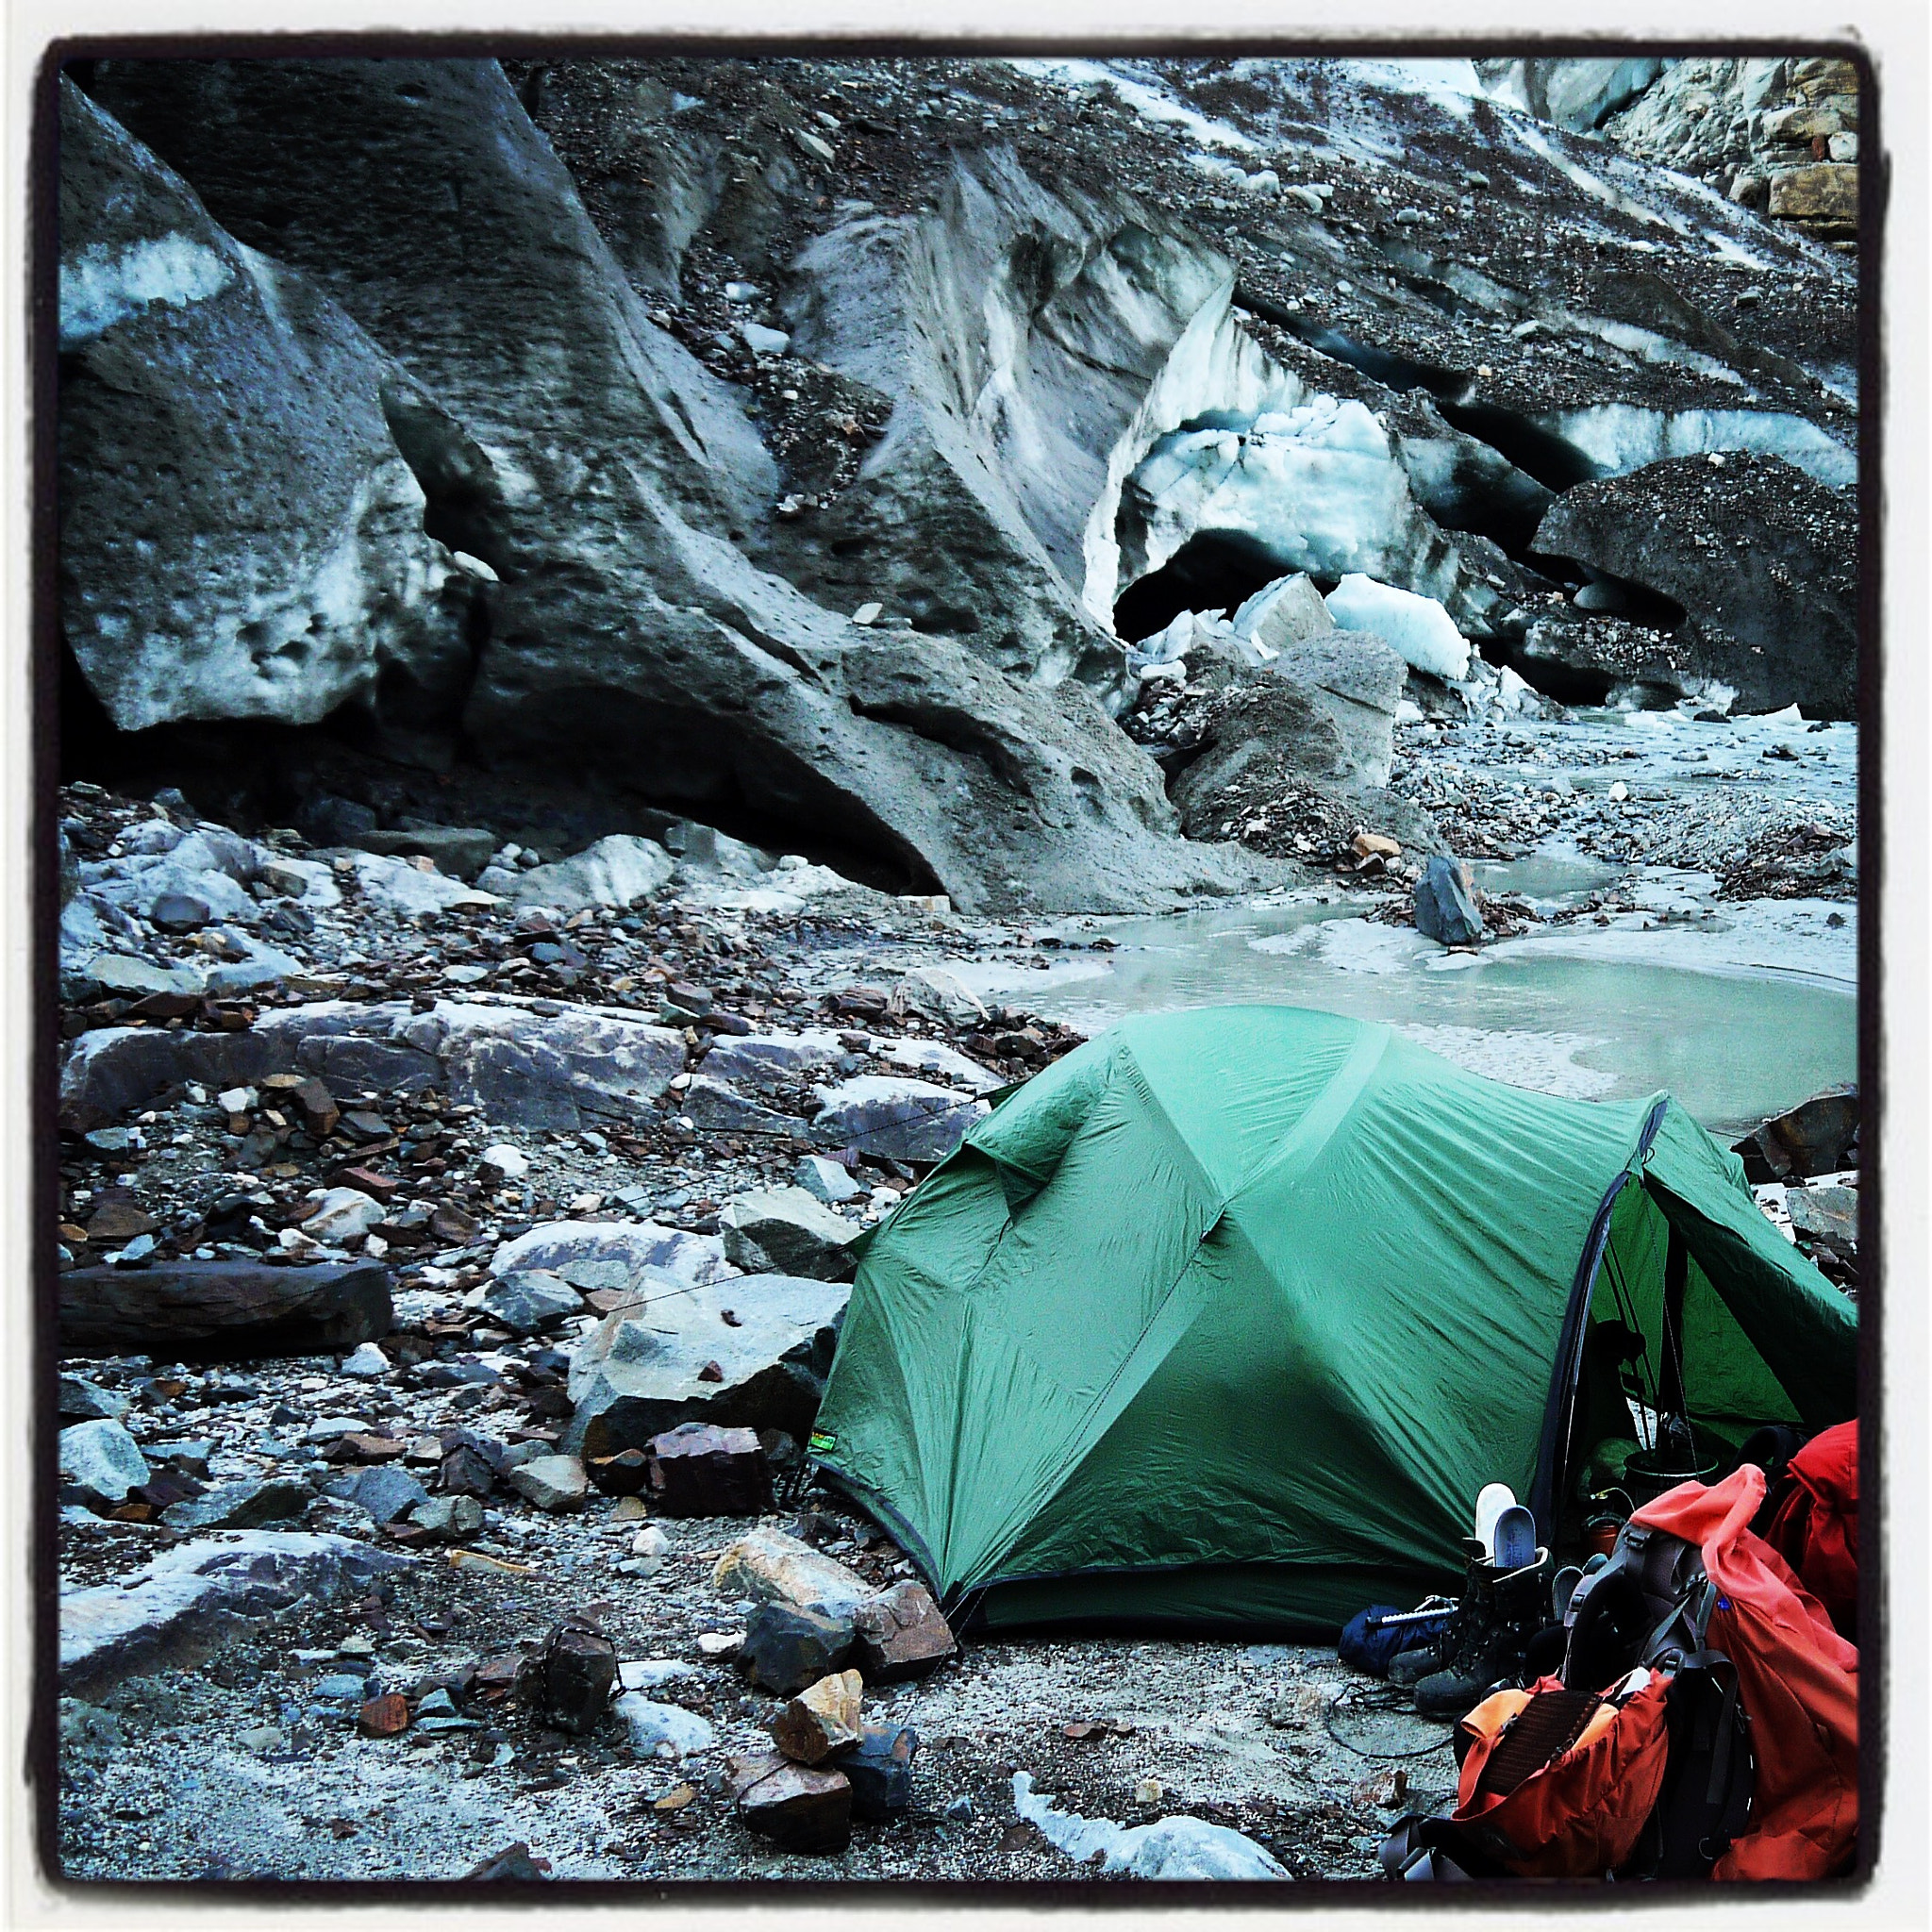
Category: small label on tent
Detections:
[{"x1": 808, "y1": 1431, "x2": 836, "y2": 1455}]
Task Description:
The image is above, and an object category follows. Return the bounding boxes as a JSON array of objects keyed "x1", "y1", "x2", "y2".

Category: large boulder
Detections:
[
  {"x1": 1531, "y1": 455, "x2": 1856, "y2": 718},
  {"x1": 563, "y1": 1274, "x2": 849, "y2": 1456},
  {"x1": 57, "y1": 79, "x2": 469, "y2": 732},
  {"x1": 718, "y1": 1188, "x2": 860, "y2": 1282},
  {"x1": 59, "y1": 1258, "x2": 392, "y2": 1360}
]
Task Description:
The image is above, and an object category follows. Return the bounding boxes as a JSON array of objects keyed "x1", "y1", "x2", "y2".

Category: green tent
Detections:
[{"x1": 810, "y1": 1006, "x2": 1857, "y2": 1635}]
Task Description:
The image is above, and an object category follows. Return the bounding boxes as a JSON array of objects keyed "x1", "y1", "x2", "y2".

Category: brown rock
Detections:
[
  {"x1": 262, "y1": 1073, "x2": 341, "y2": 1137},
  {"x1": 736, "y1": 1760, "x2": 853, "y2": 1854},
  {"x1": 852, "y1": 1581, "x2": 957, "y2": 1681},
  {"x1": 647, "y1": 1423, "x2": 772, "y2": 1517},
  {"x1": 357, "y1": 1692, "x2": 410, "y2": 1737},
  {"x1": 338, "y1": 1166, "x2": 401, "y2": 1202},
  {"x1": 84, "y1": 1200, "x2": 158, "y2": 1242},
  {"x1": 515, "y1": 1619, "x2": 616, "y2": 1734},
  {"x1": 1768, "y1": 162, "x2": 1857, "y2": 227},
  {"x1": 770, "y1": 1668, "x2": 864, "y2": 1766}
]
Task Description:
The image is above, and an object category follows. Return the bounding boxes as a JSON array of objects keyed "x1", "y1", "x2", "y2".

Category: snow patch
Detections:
[
  {"x1": 1325, "y1": 575, "x2": 1469, "y2": 680},
  {"x1": 1011, "y1": 1772, "x2": 1288, "y2": 1880},
  {"x1": 60, "y1": 234, "x2": 233, "y2": 348},
  {"x1": 1015, "y1": 58, "x2": 1263, "y2": 154}
]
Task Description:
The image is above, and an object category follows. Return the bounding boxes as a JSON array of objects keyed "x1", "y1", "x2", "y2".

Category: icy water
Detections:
[{"x1": 951, "y1": 881, "x2": 1855, "y2": 1140}]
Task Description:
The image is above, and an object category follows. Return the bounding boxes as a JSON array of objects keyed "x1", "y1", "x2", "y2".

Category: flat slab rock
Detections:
[
  {"x1": 59, "y1": 1257, "x2": 392, "y2": 1360},
  {"x1": 59, "y1": 1531, "x2": 411, "y2": 1696}
]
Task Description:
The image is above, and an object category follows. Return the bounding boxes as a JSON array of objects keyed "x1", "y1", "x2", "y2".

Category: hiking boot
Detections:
[
  {"x1": 1389, "y1": 1564, "x2": 1483, "y2": 1687},
  {"x1": 1412, "y1": 1558, "x2": 1549, "y2": 1722}
]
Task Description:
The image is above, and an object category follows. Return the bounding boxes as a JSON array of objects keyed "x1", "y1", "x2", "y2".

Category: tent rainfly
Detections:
[{"x1": 809, "y1": 1007, "x2": 1857, "y2": 1635}]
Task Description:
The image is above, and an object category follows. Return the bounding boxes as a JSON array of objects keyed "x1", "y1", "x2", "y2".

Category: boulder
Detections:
[
  {"x1": 58, "y1": 1374, "x2": 130, "y2": 1422},
  {"x1": 1733, "y1": 1085, "x2": 1858, "y2": 1183},
  {"x1": 58, "y1": 1418, "x2": 151, "y2": 1507},
  {"x1": 497, "y1": 835, "x2": 674, "y2": 912},
  {"x1": 491, "y1": 1220, "x2": 728, "y2": 1297},
  {"x1": 56, "y1": 80, "x2": 469, "y2": 735},
  {"x1": 794, "y1": 1155, "x2": 861, "y2": 1206},
  {"x1": 676, "y1": 1076, "x2": 803, "y2": 1137},
  {"x1": 770, "y1": 1669, "x2": 865, "y2": 1766},
  {"x1": 700, "y1": 1030, "x2": 844, "y2": 1093},
  {"x1": 352, "y1": 825, "x2": 499, "y2": 878},
  {"x1": 158, "y1": 1477, "x2": 311, "y2": 1532},
  {"x1": 732, "y1": 1757, "x2": 853, "y2": 1855},
  {"x1": 59, "y1": 1531, "x2": 410, "y2": 1695},
  {"x1": 507, "y1": 1455, "x2": 590, "y2": 1513},
  {"x1": 325, "y1": 1463, "x2": 428, "y2": 1524},
  {"x1": 843, "y1": 1723, "x2": 920, "y2": 1821},
  {"x1": 59, "y1": 1258, "x2": 392, "y2": 1360},
  {"x1": 1414, "y1": 855, "x2": 1486, "y2": 946},
  {"x1": 888, "y1": 966, "x2": 988, "y2": 1027},
  {"x1": 408, "y1": 1493, "x2": 485, "y2": 1542},
  {"x1": 735, "y1": 1602, "x2": 857, "y2": 1697},
  {"x1": 646, "y1": 1424, "x2": 773, "y2": 1516},
  {"x1": 811, "y1": 1075, "x2": 988, "y2": 1163},
  {"x1": 850, "y1": 1582, "x2": 958, "y2": 1682},
  {"x1": 718, "y1": 1187, "x2": 859, "y2": 1281},
  {"x1": 1531, "y1": 456, "x2": 1856, "y2": 719},
  {"x1": 1263, "y1": 631, "x2": 1407, "y2": 790},
  {"x1": 1767, "y1": 162, "x2": 1857, "y2": 228},
  {"x1": 1232, "y1": 571, "x2": 1335, "y2": 651},
  {"x1": 1786, "y1": 1184, "x2": 1857, "y2": 1258},
  {"x1": 302, "y1": 1187, "x2": 384, "y2": 1247},
  {"x1": 348, "y1": 853, "x2": 497, "y2": 917},
  {"x1": 563, "y1": 1274, "x2": 847, "y2": 1457},
  {"x1": 710, "y1": 1528, "x2": 874, "y2": 1622},
  {"x1": 467, "y1": 1269, "x2": 584, "y2": 1336},
  {"x1": 515, "y1": 1620, "x2": 616, "y2": 1735}
]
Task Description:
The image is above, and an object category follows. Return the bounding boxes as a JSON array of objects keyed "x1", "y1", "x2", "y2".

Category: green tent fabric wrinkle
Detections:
[{"x1": 810, "y1": 1006, "x2": 1857, "y2": 1636}]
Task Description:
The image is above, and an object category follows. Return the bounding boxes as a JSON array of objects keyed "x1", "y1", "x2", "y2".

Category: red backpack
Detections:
[{"x1": 1763, "y1": 1421, "x2": 1857, "y2": 1642}]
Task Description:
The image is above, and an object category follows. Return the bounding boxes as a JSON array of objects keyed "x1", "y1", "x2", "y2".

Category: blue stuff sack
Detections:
[{"x1": 1340, "y1": 1603, "x2": 1455, "y2": 1677}]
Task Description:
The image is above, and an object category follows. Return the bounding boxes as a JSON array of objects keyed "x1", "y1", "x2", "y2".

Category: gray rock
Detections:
[
  {"x1": 1414, "y1": 855, "x2": 1486, "y2": 946},
  {"x1": 501, "y1": 835, "x2": 674, "y2": 912},
  {"x1": 58, "y1": 1418, "x2": 151, "y2": 1506},
  {"x1": 469, "y1": 1268, "x2": 584, "y2": 1335},
  {"x1": 701, "y1": 1030, "x2": 844, "y2": 1093},
  {"x1": 303, "y1": 1188, "x2": 384, "y2": 1247},
  {"x1": 57, "y1": 80, "x2": 469, "y2": 735},
  {"x1": 58, "y1": 1374, "x2": 130, "y2": 1422},
  {"x1": 491, "y1": 1220, "x2": 728, "y2": 1296},
  {"x1": 888, "y1": 966, "x2": 988, "y2": 1027},
  {"x1": 678, "y1": 1076, "x2": 803, "y2": 1136},
  {"x1": 338, "y1": 1341, "x2": 391, "y2": 1379},
  {"x1": 325, "y1": 1464, "x2": 427, "y2": 1524},
  {"x1": 735, "y1": 1601, "x2": 857, "y2": 1696},
  {"x1": 794, "y1": 1155, "x2": 860, "y2": 1206},
  {"x1": 158, "y1": 1477, "x2": 312, "y2": 1531},
  {"x1": 85, "y1": 955, "x2": 201, "y2": 1000},
  {"x1": 149, "y1": 891, "x2": 210, "y2": 933},
  {"x1": 409, "y1": 1493, "x2": 486, "y2": 1541},
  {"x1": 352, "y1": 825, "x2": 499, "y2": 879},
  {"x1": 506, "y1": 1454, "x2": 590, "y2": 1512},
  {"x1": 348, "y1": 852, "x2": 496, "y2": 918},
  {"x1": 811, "y1": 1075, "x2": 988, "y2": 1164},
  {"x1": 59, "y1": 1530, "x2": 411, "y2": 1694},
  {"x1": 563, "y1": 1274, "x2": 849, "y2": 1457},
  {"x1": 615, "y1": 1692, "x2": 716, "y2": 1757},
  {"x1": 719, "y1": 1188, "x2": 859, "y2": 1281}
]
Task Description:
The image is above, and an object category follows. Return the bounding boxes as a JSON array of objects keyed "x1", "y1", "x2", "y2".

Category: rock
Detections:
[
  {"x1": 628, "y1": 1524, "x2": 670, "y2": 1572},
  {"x1": 479, "y1": 1143, "x2": 531, "y2": 1181},
  {"x1": 468, "y1": 1268, "x2": 584, "y2": 1335},
  {"x1": 59, "y1": 1531, "x2": 411, "y2": 1695},
  {"x1": 502, "y1": 835, "x2": 675, "y2": 912},
  {"x1": 60, "y1": 1252, "x2": 393, "y2": 1359},
  {"x1": 1233, "y1": 571, "x2": 1335, "y2": 651},
  {"x1": 1733, "y1": 1084, "x2": 1857, "y2": 1182},
  {"x1": 843, "y1": 1723, "x2": 920, "y2": 1821},
  {"x1": 1168, "y1": 675, "x2": 1355, "y2": 834},
  {"x1": 888, "y1": 966, "x2": 989, "y2": 1026},
  {"x1": 358, "y1": 1691, "x2": 410, "y2": 1737},
  {"x1": 618, "y1": 1656, "x2": 693, "y2": 1692},
  {"x1": 1786, "y1": 1184, "x2": 1858, "y2": 1257},
  {"x1": 60, "y1": 1698, "x2": 127, "y2": 1767},
  {"x1": 349, "y1": 853, "x2": 497, "y2": 918},
  {"x1": 1531, "y1": 457, "x2": 1856, "y2": 719},
  {"x1": 149, "y1": 891, "x2": 210, "y2": 933},
  {"x1": 711, "y1": 1528, "x2": 874, "y2": 1621},
  {"x1": 507, "y1": 1454, "x2": 591, "y2": 1513},
  {"x1": 493, "y1": 1219, "x2": 728, "y2": 1295},
  {"x1": 811, "y1": 1075, "x2": 988, "y2": 1163},
  {"x1": 464, "y1": 1842, "x2": 552, "y2": 1881},
  {"x1": 794, "y1": 1155, "x2": 862, "y2": 1206},
  {"x1": 56, "y1": 81, "x2": 468, "y2": 735},
  {"x1": 615, "y1": 1693, "x2": 716, "y2": 1758},
  {"x1": 352, "y1": 825, "x2": 499, "y2": 878},
  {"x1": 1264, "y1": 629, "x2": 1407, "y2": 790},
  {"x1": 771, "y1": 1668, "x2": 864, "y2": 1766},
  {"x1": 303, "y1": 1188, "x2": 385, "y2": 1246},
  {"x1": 701, "y1": 1030, "x2": 844, "y2": 1093},
  {"x1": 85, "y1": 955, "x2": 202, "y2": 1000},
  {"x1": 408, "y1": 1493, "x2": 485, "y2": 1542},
  {"x1": 325, "y1": 1464, "x2": 428, "y2": 1524},
  {"x1": 515, "y1": 1620, "x2": 617, "y2": 1735},
  {"x1": 158, "y1": 1477, "x2": 311, "y2": 1532},
  {"x1": 563, "y1": 1274, "x2": 847, "y2": 1457},
  {"x1": 1767, "y1": 161, "x2": 1857, "y2": 228},
  {"x1": 647, "y1": 1423, "x2": 772, "y2": 1516},
  {"x1": 850, "y1": 1581, "x2": 957, "y2": 1682},
  {"x1": 696, "y1": 1631, "x2": 745, "y2": 1659},
  {"x1": 58, "y1": 1418, "x2": 151, "y2": 1507},
  {"x1": 1414, "y1": 855, "x2": 1486, "y2": 946},
  {"x1": 719, "y1": 1187, "x2": 859, "y2": 1281},
  {"x1": 735, "y1": 1601, "x2": 858, "y2": 1696},
  {"x1": 677, "y1": 1077, "x2": 802, "y2": 1136},
  {"x1": 734, "y1": 1757, "x2": 853, "y2": 1855},
  {"x1": 741, "y1": 321, "x2": 791, "y2": 358},
  {"x1": 58, "y1": 1374, "x2": 130, "y2": 1422},
  {"x1": 339, "y1": 1341, "x2": 391, "y2": 1379}
]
